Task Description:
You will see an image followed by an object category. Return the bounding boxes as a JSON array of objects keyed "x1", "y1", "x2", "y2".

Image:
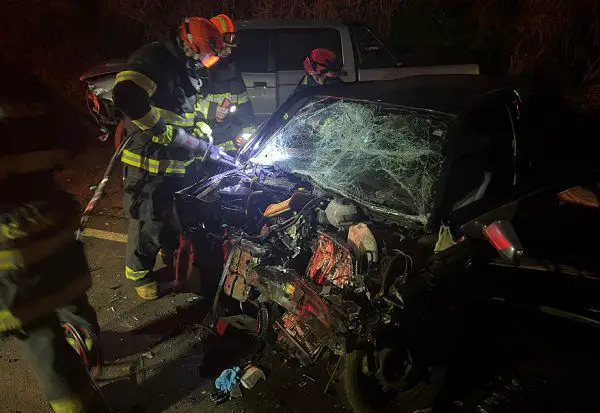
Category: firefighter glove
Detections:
[{"x1": 193, "y1": 121, "x2": 212, "y2": 139}]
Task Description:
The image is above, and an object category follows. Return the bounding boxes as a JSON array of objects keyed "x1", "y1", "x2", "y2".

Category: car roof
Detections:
[
  {"x1": 296, "y1": 74, "x2": 519, "y2": 116},
  {"x1": 235, "y1": 19, "x2": 347, "y2": 30}
]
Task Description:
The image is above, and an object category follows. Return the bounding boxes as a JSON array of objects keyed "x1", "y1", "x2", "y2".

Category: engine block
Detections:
[{"x1": 307, "y1": 232, "x2": 354, "y2": 288}]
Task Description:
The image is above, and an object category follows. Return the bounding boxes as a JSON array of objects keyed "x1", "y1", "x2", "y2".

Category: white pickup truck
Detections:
[
  {"x1": 234, "y1": 19, "x2": 479, "y2": 120},
  {"x1": 81, "y1": 19, "x2": 479, "y2": 141}
]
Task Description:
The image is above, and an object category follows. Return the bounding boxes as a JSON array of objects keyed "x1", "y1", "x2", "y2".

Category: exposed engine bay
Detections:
[{"x1": 176, "y1": 167, "x2": 423, "y2": 367}]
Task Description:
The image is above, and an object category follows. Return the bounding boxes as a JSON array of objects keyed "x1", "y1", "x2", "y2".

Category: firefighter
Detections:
[
  {"x1": 0, "y1": 65, "x2": 109, "y2": 412},
  {"x1": 294, "y1": 48, "x2": 344, "y2": 93},
  {"x1": 196, "y1": 14, "x2": 256, "y2": 156},
  {"x1": 113, "y1": 17, "x2": 226, "y2": 300}
]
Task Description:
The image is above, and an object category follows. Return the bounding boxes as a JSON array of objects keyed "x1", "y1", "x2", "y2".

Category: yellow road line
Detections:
[{"x1": 83, "y1": 228, "x2": 128, "y2": 243}]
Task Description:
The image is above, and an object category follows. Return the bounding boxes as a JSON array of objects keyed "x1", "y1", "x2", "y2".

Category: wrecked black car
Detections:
[{"x1": 174, "y1": 75, "x2": 600, "y2": 412}]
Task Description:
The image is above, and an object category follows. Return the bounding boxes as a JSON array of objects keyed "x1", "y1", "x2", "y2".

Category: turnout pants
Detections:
[
  {"x1": 0, "y1": 241, "x2": 106, "y2": 412},
  {"x1": 123, "y1": 164, "x2": 183, "y2": 287},
  {"x1": 18, "y1": 298, "x2": 104, "y2": 412},
  {"x1": 125, "y1": 219, "x2": 177, "y2": 286}
]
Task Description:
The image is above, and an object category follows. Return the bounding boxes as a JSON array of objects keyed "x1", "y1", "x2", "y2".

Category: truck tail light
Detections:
[{"x1": 483, "y1": 220, "x2": 524, "y2": 264}]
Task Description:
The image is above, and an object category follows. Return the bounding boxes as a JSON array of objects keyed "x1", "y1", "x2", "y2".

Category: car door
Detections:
[
  {"x1": 270, "y1": 28, "x2": 344, "y2": 106},
  {"x1": 428, "y1": 101, "x2": 519, "y2": 263},
  {"x1": 439, "y1": 101, "x2": 600, "y2": 312},
  {"x1": 457, "y1": 181, "x2": 600, "y2": 323},
  {"x1": 441, "y1": 102, "x2": 520, "y2": 221},
  {"x1": 234, "y1": 28, "x2": 276, "y2": 123}
]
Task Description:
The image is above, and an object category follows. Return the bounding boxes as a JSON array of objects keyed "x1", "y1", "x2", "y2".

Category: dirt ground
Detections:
[{"x1": 0, "y1": 142, "x2": 348, "y2": 413}]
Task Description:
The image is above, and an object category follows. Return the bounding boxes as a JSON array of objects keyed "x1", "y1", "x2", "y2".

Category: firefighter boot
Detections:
[{"x1": 135, "y1": 280, "x2": 159, "y2": 300}]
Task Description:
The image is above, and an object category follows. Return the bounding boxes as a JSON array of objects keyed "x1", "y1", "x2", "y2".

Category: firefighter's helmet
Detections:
[
  {"x1": 303, "y1": 48, "x2": 342, "y2": 78},
  {"x1": 210, "y1": 14, "x2": 236, "y2": 47},
  {"x1": 179, "y1": 17, "x2": 224, "y2": 68}
]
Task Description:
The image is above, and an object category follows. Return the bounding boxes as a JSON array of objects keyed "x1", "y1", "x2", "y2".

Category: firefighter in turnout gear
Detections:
[
  {"x1": 196, "y1": 14, "x2": 256, "y2": 156},
  {"x1": 0, "y1": 65, "x2": 109, "y2": 412},
  {"x1": 113, "y1": 17, "x2": 225, "y2": 300},
  {"x1": 294, "y1": 48, "x2": 344, "y2": 93}
]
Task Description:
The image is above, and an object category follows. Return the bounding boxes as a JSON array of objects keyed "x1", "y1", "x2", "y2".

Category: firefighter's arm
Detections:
[
  {"x1": 232, "y1": 86, "x2": 256, "y2": 135},
  {"x1": 194, "y1": 94, "x2": 220, "y2": 123},
  {"x1": 229, "y1": 76, "x2": 256, "y2": 139},
  {"x1": 112, "y1": 70, "x2": 174, "y2": 144},
  {"x1": 236, "y1": 99, "x2": 256, "y2": 137}
]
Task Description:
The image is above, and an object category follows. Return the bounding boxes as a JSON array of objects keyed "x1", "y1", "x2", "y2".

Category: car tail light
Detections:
[{"x1": 483, "y1": 220, "x2": 524, "y2": 264}]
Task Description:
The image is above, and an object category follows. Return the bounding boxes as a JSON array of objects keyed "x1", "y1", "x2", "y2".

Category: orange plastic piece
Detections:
[{"x1": 263, "y1": 198, "x2": 292, "y2": 218}]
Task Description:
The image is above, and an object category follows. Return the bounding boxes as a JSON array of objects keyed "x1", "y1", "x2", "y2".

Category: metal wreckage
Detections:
[{"x1": 171, "y1": 77, "x2": 600, "y2": 412}]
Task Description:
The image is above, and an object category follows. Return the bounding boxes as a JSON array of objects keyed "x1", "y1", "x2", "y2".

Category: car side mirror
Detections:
[{"x1": 482, "y1": 220, "x2": 524, "y2": 264}]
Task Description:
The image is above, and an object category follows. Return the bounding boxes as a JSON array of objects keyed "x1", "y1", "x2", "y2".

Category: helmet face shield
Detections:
[
  {"x1": 197, "y1": 53, "x2": 219, "y2": 68},
  {"x1": 223, "y1": 32, "x2": 237, "y2": 47}
]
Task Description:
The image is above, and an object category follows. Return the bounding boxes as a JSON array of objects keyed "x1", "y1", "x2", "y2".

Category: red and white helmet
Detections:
[{"x1": 303, "y1": 48, "x2": 342, "y2": 78}]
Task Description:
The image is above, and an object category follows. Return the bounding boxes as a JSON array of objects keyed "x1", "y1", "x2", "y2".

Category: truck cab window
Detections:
[
  {"x1": 235, "y1": 29, "x2": 271, "y2": 73},
  {"x1": 271, "y1": 28, "x2": 342, "y2": 71},
  {"x1": 351, "y1": 25, "x2": 397, "y2": 69}
]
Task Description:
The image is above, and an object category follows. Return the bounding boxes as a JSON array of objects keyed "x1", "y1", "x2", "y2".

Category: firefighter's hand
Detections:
[
  {"x1": 193, "y1": 121, "x2": 213, "y2": 139},
  {"x1": 215, "y1": 105, "x2": 228, "y2": 123}
]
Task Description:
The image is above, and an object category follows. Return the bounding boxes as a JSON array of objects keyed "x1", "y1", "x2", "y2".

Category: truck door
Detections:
[
  {"x1": 350, "y1": 25, "x2": 403, "y2": 81},
  {"x1": 271, "y1": 28, "x2": 345, "y2": 106},
  {"x1": 235, "y1": 29, "x2": 276, "y2": 123}
]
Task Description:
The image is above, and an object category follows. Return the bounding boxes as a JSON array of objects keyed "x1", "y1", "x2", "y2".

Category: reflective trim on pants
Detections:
[
  {"x1": 125, "y1": 266, "x2": 150, "y2": 281},
  {"x1": 50, "y1": 396, "x2": 85, "y2": 413}
]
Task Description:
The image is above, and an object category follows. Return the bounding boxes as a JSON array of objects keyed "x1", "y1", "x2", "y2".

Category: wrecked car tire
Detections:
[
  {"x1": 339, "y1": 350, "x2": 435, "y2": 413},
  {"x1": 340, "y1": 351, "x2": 375, "y2": 413}
]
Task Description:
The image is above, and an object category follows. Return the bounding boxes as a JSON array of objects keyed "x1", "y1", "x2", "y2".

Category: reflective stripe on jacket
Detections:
[
  {"x1": 199, "y1": 60, "x2": 255, "y2": 153},
  {"x1": 121, "y1": 148, "x2": 194, "y2": 176},
  {"x1": 113, "y1": 40, "x2": 210, "y2": 174}
]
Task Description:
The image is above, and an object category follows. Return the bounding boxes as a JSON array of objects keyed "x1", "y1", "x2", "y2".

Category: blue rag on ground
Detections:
[{"x1": 215, "y1": 366, "x2": 241, "y2": 392}]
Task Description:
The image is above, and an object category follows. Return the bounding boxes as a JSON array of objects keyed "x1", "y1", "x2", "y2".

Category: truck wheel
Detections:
[
  {"x1": 114, "y1": 117, "x2": 135, "y2": 149},
  {"x1": 339, "y1": 350, "x2": 437, "y2": 413}
]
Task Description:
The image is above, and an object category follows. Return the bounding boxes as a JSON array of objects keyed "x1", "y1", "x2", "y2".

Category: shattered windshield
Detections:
[{"x1": 249, "y1": 98, "x2": 452, "y2": 223}]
